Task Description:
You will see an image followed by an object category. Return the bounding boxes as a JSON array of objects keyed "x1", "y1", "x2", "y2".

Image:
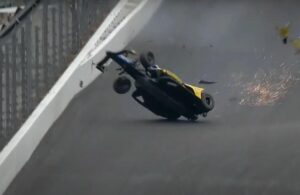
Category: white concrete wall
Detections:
[{"x1": 0, "y1": 0, "x2": 162, "y2": 194}]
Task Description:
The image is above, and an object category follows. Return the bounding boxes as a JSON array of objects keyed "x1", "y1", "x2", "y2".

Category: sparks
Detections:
[{"x1": 239, "y1": 65, "x2": 298, "y2": 106}]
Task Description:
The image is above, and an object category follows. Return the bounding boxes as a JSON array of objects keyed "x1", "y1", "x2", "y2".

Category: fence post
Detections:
[
  {"x1": 51, "y1": 7, "x2": 57, "y2": 82},
  {"x1": 11, "y1": 33, "x2": 17, "y2": 132},
  {"x1": 34, "y1": 26, "x2": 41, "y2": 103},
  {"x1": 58, "y1": 0, "x2": 63, "y2": 73},
  {"x1": 64, "y1": 1, "x2": 71, "y2": 56},
  {"x1": 20, "y1": 28, "x2": 28, "y2": 123},
  {"x1": 25, "y1": 18, "x2": 33, "y2": 116},
  {"x1": 71, "y1": 0, "x2": 76, "y2": 53},
  {"x1": 0, "y1": 46, "x2": 3, "y2": 137},
  {"x1": 71, "y1": 0, "x2": 80, "y2": 53},
  {"x1": 4, "y1": 44, "x2": 11, "y2": 138},
  {"x1": 42, "y1": 0, "x2": 49, "y2": 91}
]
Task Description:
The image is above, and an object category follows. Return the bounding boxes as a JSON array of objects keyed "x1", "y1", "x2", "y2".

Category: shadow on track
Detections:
[{"x1": 117, "y1": 118, "x2": 215, "y2": 126}]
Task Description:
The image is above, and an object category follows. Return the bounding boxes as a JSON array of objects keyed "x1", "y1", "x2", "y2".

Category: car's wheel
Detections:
[
  {"x1": 113, "y1": 76, "x2": 131, "y2": 94},
  {"x1": 201, "y1": 93, "x2": 215, "y2": 111},
  {"x1": 140, "y1": 51, "x2": 155, "y2": 68}
]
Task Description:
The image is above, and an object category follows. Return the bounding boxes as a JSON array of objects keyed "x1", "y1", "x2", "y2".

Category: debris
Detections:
[
  {"x1": 276, "y1": 23, "x2": 290, "y2": 44},
  {"x1": 292, "y1": 38, "x2": 300, "y2": 54}
]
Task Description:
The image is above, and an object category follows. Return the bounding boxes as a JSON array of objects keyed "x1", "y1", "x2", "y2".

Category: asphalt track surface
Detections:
[{"x1": 5, "y1": 0, "x2": 300, "y2": 194}]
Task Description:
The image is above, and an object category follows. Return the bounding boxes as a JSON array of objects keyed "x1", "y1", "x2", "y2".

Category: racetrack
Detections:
[{"x1": 5, "y1": 0, "x2": 300, "y2": 194}]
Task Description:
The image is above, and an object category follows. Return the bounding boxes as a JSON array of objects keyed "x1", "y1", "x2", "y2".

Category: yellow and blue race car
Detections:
[{"x1": 97, "y1": 50, "x2": 214, "y2": 121}]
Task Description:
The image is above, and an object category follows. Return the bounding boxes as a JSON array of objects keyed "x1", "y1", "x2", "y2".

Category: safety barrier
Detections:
[
  {"x1": 0, "y1": 0, "x2": 119, "y2": 151},
  {"x1": 0, "y1": 0, "x2": 162, "y2": 194}
]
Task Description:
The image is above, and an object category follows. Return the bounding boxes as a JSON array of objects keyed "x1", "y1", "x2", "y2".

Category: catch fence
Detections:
[{"x1": 0, "y1": 0, "x2": 119, "y2": 150}]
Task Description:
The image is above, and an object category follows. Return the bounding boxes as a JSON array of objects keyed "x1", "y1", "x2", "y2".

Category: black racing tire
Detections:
[
  {"x1": 201, "y1": 93, "x2": 215, "y2": 111},
  {"x1": 140, "y1": 51, "x2": 155, "y2": 69},
  {"x1": 113, "y1": 76, "x2": 131, "y2": 94}
]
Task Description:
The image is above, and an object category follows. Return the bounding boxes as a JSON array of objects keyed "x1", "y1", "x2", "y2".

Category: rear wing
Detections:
[
  {"x1": 96, "y1": 55, "x2": 110, "y2": 72},
  {"x1": 96, "y1": 50, "x2": 137, "y2": 72}
]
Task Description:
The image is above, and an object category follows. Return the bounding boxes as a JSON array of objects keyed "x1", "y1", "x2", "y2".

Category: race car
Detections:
[{"x1": 96, "y1": 50, "x2": 214, "y2": 121}]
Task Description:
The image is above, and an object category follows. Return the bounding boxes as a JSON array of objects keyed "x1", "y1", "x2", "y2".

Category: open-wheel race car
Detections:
[{"x1": 96, "y1": 50, "x2": 214, "y2": 121}]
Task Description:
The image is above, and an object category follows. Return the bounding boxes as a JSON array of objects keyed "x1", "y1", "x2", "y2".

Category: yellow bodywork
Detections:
[
  {"x1": 162, "y1": 69, "x2": 184, "y2": 84},
  {"x1": 185, "y1": 84, "x2": 204, "y2": 99},
  {"x1": 277, "y1": 24, "x2": 290, "y2": 39},
  {"x1": 161, "y1": 69, "x2": 204, "y2": 99},
  {"x1": 292, "y1": 38, "x2": 300, "y2": 54}
]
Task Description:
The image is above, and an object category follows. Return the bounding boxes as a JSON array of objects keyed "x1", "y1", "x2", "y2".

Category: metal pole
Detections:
[
  {"x1": 71, "y1": 0, "x2": 77, "y2": 53},
  {"x1": 51, "y1": 7, "x2": 57, "y2": 82},
  {"x1": 4, "y1": 44, "x2": 10, "y2": 138},
  {"x1": 25, "y1": 18, "x2": 33, "y2": 115},
  {"x1": 20, "y1": 28, "x2": 28, "y2": 123},
  {"x1": 34, "y1": 26, "x2": 41, "y2": 103},
  {"x1": 58, "y1": 0, "x2": 63, "y2": 73},
  {"x1": 11, "y1": 32, "x2": 17, "y2": 131},
  {"x1": 0, "y1": 46, "x2": 3, "y2": 137},
  {"x1": 42, "y1": 0, "x2": 49, "y2": 91},
  {"x1": 65, "y1": 1, "x2": 70, "y2": 56}
]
